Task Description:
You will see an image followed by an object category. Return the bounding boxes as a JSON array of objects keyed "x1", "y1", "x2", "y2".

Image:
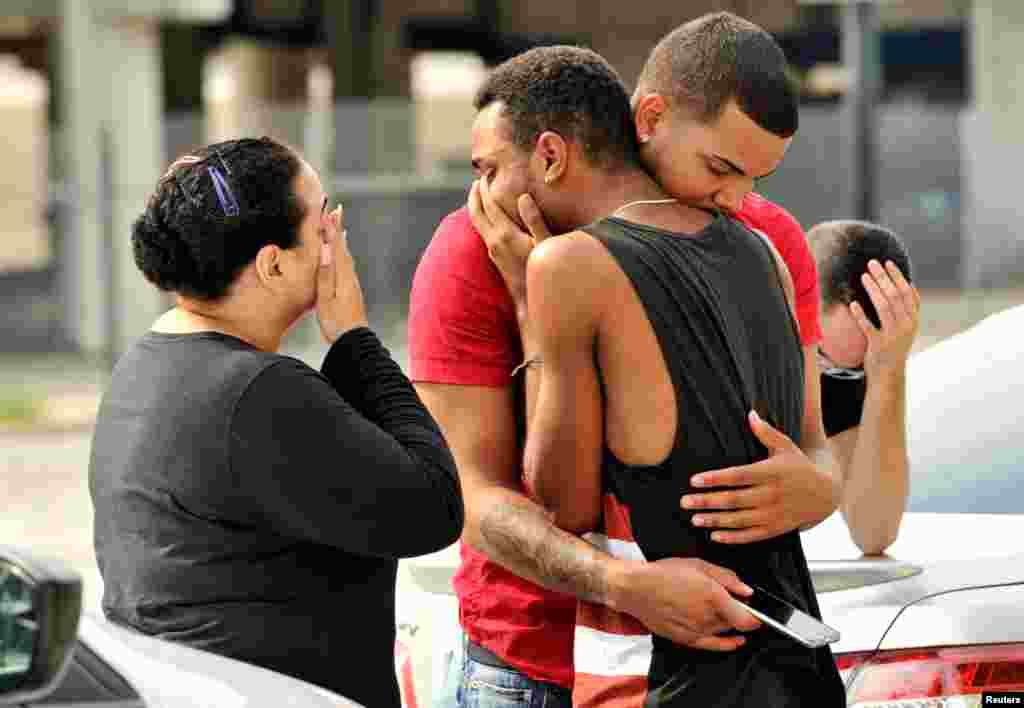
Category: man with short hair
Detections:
[
  {"x1": 809, "y1": 220, "x2": 919, "y2": 554},
  {"x1": 470, "y1": 43, "x2": 845, "y2": 707},
  {"x1": 410, "y1": 14, "x2": 842, "y2": 708}
]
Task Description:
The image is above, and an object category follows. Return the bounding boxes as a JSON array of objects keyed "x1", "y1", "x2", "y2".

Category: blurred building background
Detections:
[{"x1": 0, "y1": 0, "x2": 1021, "y2": 361}]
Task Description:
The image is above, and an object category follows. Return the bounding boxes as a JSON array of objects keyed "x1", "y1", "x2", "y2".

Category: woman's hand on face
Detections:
[{"x1": 316, "y1": 205, "x2": 369, "y2": 344}]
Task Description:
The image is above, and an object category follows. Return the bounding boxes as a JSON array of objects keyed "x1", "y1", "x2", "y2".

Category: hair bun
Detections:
[{"x1": 131, "y1": 207, "x2": 198, "y2": 293}]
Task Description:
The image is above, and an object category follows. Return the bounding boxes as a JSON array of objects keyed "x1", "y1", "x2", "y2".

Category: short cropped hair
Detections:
[
  {"x1": 474, "y1": 45, "x2": 640, "y2": 170},
  {"x1": 132, "y1": 137, "x2": 306, "y2": 301},
  {"x1": 809, "y1": 220, "x2": 913, "y2": 328},
  {"x1": 636, "y1": 12, "x2": 798, "y2": 138}
]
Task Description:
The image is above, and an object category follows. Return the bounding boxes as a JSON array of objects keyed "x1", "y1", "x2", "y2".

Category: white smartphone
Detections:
[{"x1": 736, "y1": 585, "x2": 841, "y2": 649}]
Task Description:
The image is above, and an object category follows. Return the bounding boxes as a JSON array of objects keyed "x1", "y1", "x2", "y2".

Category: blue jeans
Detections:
[{"x1": 433, "y1": 633, "x2": 572, "y2": 708}]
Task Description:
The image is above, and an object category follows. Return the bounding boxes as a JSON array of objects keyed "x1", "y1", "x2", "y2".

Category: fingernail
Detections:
[
  {"x1": 740, "y1": 583, "x2": 754, "y2": 595},
  {"x1": 691, "y1": 474, "x2": 707, "y2": 488},
  {"x1": 711, "y1": 532, "x2": 724, "y2": 542},
  {"x1": 749, "y1": 409, "x2": 761, "y2": 424},
  {"x1": 681, "y1": 496, "x2": 694, "y2": 509},
  {"x1": 321, "y1": 243, "x2": 332, "y2": 266},
  {"x1": 692, "y1": 515, "x2": 705, "y2": 527}
]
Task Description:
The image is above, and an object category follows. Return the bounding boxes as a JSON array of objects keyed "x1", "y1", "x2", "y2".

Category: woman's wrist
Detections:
[{"x1": 323, "y1": 326, "x2": 379, "y2": 375}]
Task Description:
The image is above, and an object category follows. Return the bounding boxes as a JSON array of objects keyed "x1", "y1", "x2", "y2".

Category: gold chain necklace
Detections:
[{"x1": 612, "y1": 198, "x2": 679, "y2": 217}]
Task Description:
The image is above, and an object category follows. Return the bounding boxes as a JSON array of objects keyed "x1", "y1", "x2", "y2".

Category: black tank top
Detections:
[{"x1": 573, "y1": 215, "x2": 845, "y2": 707}]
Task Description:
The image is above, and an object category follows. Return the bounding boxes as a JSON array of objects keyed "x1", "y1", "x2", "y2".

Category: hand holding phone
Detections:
[{"x1": 736, "y1": 585, "x2": 840, "y2": 648}]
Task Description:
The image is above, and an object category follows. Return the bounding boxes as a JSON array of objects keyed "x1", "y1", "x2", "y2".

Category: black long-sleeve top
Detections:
[{"x1": 90, "y1": 327, "x2": 463, "y2": 707}]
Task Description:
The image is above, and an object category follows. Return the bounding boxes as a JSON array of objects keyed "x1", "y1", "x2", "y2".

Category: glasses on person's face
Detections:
[{"x1": 817, "y1": 348, "x2": 865, "y2": 380}]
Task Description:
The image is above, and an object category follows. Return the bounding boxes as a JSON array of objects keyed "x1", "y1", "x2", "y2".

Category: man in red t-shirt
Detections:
[{"x1": 410, "y1": 14, "x2": 841, "y2": 708}]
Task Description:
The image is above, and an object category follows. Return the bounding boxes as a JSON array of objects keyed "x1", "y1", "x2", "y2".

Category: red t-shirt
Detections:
[
  {"x1": 736, "y1": 192, "x2": 822, "y2": 346},
  {"x1": 407, "y1": 195, "x2": 820, "y2": 689},
  {"x1": 408, "y1": 208, "x2": 578, "y2": 688}
]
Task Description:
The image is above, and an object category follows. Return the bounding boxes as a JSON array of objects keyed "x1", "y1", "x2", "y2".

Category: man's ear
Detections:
[
  {"x1": 633, "y1": 92, "x2": 667, "y2": 145},
  {"x1": 536, "y1": 131, "x2": 568, "y2": 185},
  {"x1": 253, "y1": 244, "x2": 285, "y2": 292}
]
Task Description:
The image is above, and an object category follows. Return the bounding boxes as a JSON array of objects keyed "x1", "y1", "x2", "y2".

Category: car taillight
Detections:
[{"x1": 837, "y1": 643, "x2": 1024, "y2": 706}]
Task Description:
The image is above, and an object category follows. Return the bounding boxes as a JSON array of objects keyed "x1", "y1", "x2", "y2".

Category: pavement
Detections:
[
  {"x1": 0, "y1": 430, "x2": 102, "y2": 609},
  {"x1": 0, "y1": 353, "x2": 107, "y2": 434}
]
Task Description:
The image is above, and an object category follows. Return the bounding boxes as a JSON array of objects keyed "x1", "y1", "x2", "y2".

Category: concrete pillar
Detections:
[
  {"x1": 58, "y1": 4, "x2": 170, "y2": 358},
  {"x1": 99, "y1": 17, "x2": 169, "y2": 356},
  {"x1": 201, "y1": 39, "x2": 326, "y2": 351},
  {"x1": 306, "y1": 62, "x2": 335, "y2": 179},
  {"x1": 202, "y1": 39, "x2": 333, "y2": 196},
  {"x1": 841, "y1": 1, "x2": 882, "y2": 223},
  {"x1": 58, "y1": 0, "x2": 107, "y2": 355},
  {"x1": 962, "y1": 0, "x2": 1024, "y2": 288},
  {"x1": 0, "y1": 56, "x2": 49, "y2": 273},
  {"x1": 410, "y1": 52, "x2": 487, "y2": 176},
  {"x1": 202, "y1": 38, "x2": 314, "y2": 147},
  {"x1": 50, "y1": 1, "x2": 230, "y2": 357},
  {"x1": 325, "y1": 0, "x2": 374, "y2": 100}
]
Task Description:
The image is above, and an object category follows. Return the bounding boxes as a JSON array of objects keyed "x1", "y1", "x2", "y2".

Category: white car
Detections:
[
  {"x1": 804, "y1": 303, "x2": 1024, "y2": 706},
  {"x1": 0, "y1": 546, "x2": 362, "y2": 707},
  {"x1": 400, "y1": 304, "x2": 1024, "y2": 707}
]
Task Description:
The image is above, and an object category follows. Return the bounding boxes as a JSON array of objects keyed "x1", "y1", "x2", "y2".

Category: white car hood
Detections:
[
  {"x1": 803, "y1": 512, "x2": 1024, "y2": 654},
  {"x1": 802, "y1": 511, "x2": 1024, "y2": 564},
  {"x1": 78, "y1": 613, "x2": 362, "y2": 708}
]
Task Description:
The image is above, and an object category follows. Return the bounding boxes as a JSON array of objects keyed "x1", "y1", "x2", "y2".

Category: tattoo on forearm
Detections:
[{"x1": 479, "y1": 500, "x2": 607, "y2": 604}]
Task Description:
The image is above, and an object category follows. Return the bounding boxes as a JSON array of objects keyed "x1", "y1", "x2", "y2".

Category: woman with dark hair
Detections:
[{"x1": 89, "y1": 137, "x2": 463, "y2": 707}]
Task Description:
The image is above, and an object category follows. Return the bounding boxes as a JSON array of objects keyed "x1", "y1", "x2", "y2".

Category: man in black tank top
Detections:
[{"x1": 466, "y1": 46, "x2": 844, "y2": 706}]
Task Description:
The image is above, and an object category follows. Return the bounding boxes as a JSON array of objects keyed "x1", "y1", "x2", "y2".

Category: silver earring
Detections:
[{"x1": 639, "y1": 135, "x2": 651, "y2": 144}]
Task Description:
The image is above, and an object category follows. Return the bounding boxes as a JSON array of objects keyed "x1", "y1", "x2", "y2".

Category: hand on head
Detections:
[
  {"x1": 850, "y1": 259, "x2": 920, "y2": 376},
  {"x1": 315, "y1": 205, "x2": 369, "y2": 344}
]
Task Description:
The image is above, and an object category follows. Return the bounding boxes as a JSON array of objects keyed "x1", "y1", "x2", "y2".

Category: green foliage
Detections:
[{"x1": 0, "y1": 396, "x2": 40, "y2": 424}]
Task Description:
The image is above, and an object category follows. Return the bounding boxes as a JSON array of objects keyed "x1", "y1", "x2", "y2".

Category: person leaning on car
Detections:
[
  {"x1": 88, "y1": 137, "x2": 464, "y2": 708},
  {"x1": 808, "y1": 220, "x2": 919, "y2": 555}
]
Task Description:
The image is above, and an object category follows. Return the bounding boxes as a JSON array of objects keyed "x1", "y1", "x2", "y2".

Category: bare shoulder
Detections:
[
  {"x1": 527, "y1": 232, "x2": 616, "y2": 323},
  {"x1": 528, "y1": 230, "x2": 616, "y2": 278}
]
